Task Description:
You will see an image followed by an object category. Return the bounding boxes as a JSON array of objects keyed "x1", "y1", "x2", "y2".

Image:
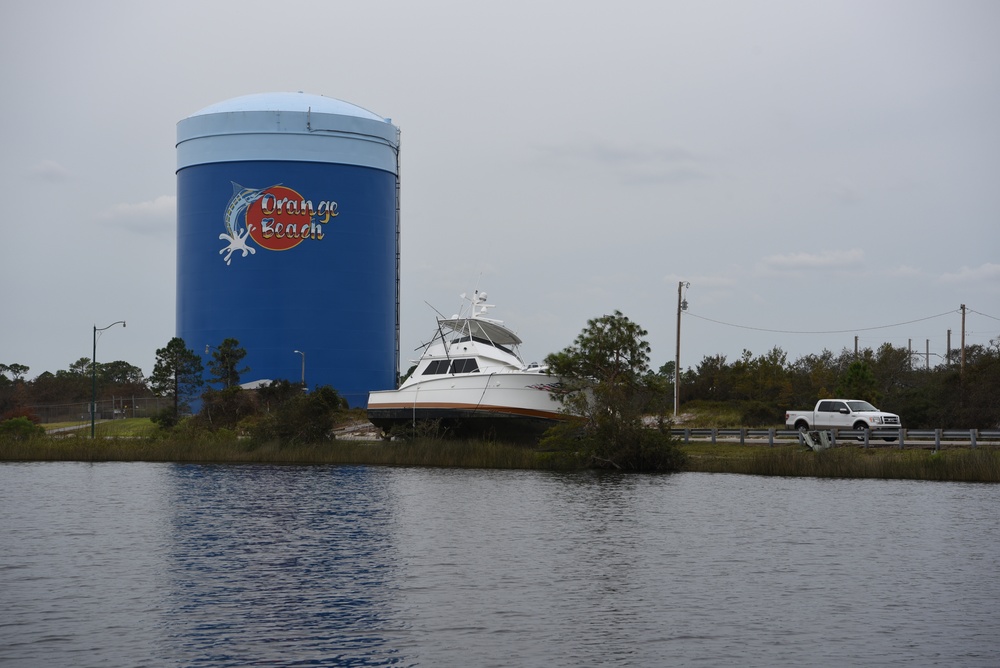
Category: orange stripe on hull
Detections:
[{"x1": 367, "y1": 401, "x2": 566, "y2": 421}]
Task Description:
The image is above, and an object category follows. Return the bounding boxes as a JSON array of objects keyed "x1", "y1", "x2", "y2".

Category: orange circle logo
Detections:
[{"x1": 245, "y1": 186, "x2": 315, "y2": 251}]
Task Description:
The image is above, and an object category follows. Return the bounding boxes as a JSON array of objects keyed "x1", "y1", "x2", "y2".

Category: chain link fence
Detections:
[{"x1": 27, "y1": 397, "x2": 175, "y2": 424}]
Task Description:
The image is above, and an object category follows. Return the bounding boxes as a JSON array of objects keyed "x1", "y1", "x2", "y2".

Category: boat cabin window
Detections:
[
  {"x1": 450, "y1": 358, "x2": 480, "y2": 374},
  {"x1": 421, "y1": 358, "x2": 480, "y2": 375},
  {"x1": 422, "y1": 360, "x2": 450, "y2": 375}
]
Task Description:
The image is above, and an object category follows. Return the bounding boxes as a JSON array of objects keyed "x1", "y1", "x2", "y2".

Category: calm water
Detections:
[{"x1": 0, "y1": 462, "x2": 997, "y2": 667}]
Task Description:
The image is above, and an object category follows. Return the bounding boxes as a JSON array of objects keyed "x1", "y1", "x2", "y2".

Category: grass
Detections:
[
  {"x1": 675, "y1": 400, "x2": 753, "y2": 428},
  {"x1": 45, "y1": 418, "x2": 160, "y2": 438},
  {"x1": 681, "y1": 442, "x2": 1000, "y2": 483},
  {"x1": 3, "y1": 412, "x2": 996, "y2": 482},
  {"x1": 2, "y1": 433, "x2": 566, "y2": 470}
]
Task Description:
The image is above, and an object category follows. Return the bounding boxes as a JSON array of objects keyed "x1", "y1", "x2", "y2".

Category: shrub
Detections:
[
  {"x1": 0, "y1": 416, "x2": 46, "y2": 440},
  {"x1": 245, "y1": 385, "x2": 347, "y2": 444},
  {"x1": 150, "y1": 407, "x2": 180, "y2": 429},
  {"x1": 0, "y1": 407, "x2": 41, "y2": 424}
]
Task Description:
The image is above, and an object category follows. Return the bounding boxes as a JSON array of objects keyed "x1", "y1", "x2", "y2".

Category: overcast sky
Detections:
[{"x1": 2, "y1": 0, "x2": 998, "y2": 383}]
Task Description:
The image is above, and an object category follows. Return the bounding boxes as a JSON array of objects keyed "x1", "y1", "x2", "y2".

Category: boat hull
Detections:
[{"x1": 367, "y1": 372, "x2": 568, "y2": 441}]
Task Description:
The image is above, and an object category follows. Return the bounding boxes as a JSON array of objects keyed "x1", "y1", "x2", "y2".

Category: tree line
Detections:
[
  {"x1": 666, "y1": 339, "x2": 999, "y2": 429},
  {"x1": 2, "y1": 331, "x2": 999, "y2": 432},
  {"x1": 0, "y1": 337, "x2": 349, "y2": 443}
]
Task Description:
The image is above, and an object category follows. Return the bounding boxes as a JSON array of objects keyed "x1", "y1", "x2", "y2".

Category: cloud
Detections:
[
  {"x1": 759, "y1": 248, "x2": 865, "y2": 272},
  {"x1": 28, "y1": 160, "x2": 71, "y2": 181},
  {"x1": 99, "y1": 195, "x2": 176, "y2": 236},
  {"x1": 829, "y1": 181, "x2": 863, "y2": 205},
  {"x1": 536, "y1": 141, "x2": 709, "y2": 185},
  {"x1": 940, "y1": 263, "x2": 1000, "y2": 284},
  {"x1": 885, "y1": 265, "x2": 922, "y2": 278},
  {"x1": 101, "y1": 195, "x2": 176, "y2": 220}
]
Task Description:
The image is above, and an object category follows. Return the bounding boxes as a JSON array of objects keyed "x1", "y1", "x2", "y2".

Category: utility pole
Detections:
[
  {"x1": 674, "y1": 281, "x2": 689, "y2": 418},
  {"x1": 947, "y1": 329, "x2": 951, "y2": 368},
  {"x1": 960, "y1": 304, "x2": 966, "y2": 379}
]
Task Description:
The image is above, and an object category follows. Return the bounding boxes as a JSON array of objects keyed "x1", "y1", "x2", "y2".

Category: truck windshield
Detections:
[{"x1": 847, "y1": 401, "x2": 877, "y2": 412}]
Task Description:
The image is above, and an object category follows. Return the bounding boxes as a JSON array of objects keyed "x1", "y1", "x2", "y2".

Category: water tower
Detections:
[{"x1": 176, "y1": 92, "x2": 400, "y2": 405}]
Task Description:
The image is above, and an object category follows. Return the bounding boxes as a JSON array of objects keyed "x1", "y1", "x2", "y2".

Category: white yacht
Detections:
[{"x1": 367, "y1": 291, "x2": 570, "y2": 439}]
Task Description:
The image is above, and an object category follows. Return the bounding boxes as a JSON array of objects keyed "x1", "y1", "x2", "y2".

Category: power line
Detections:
[
  {"x1": 684, "y1": 309, "x2": 957, "y2": 335},
  {"x1": 969, "y1": 308, "x2": 1000, "y2": 322}
]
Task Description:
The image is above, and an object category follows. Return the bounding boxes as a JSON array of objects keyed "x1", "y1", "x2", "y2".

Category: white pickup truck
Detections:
[{"x1": 785, "y1": 399, "x2": 902, "y2": 436}]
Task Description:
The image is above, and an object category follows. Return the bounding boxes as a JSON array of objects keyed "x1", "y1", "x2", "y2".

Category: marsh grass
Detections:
[
  {"x1": 0, "y1": 433, "x2": 568, "y2": 470},
  {"x1": 4, "y1": 430, "x2": 998, "y2": 481},
  {"x1": 682, "y1": 443, "x2": 1000, "y2": 483}
]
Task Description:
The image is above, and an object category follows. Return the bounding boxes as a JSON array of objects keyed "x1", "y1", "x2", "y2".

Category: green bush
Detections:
[
  {"x1": 150, "y1": 407, "x2": 180, "y2": 429},
  {"x1": 0, "y1": 416, "x2": 46, "y2": 440},
  {"x1": 540, "y1": 418, "x2": 686, "y2": 472},
  {"x1": 245, "y1": 385, "x2": 347, "y2": 444}
]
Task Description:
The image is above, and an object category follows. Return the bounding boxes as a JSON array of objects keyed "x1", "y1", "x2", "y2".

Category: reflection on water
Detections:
[
  {"x1": 163, "y1": 465, "x2": 404, "y2": 665},
  {"x1": 1, "y1": 462, "x2": 998, "y2": 667}
]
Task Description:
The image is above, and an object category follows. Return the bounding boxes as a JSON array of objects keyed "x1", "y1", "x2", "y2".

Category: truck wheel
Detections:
[
  {"x1": 796, "y1": 421, "x2": 809, "y2": 433},
  {"x1": 854, "y1": 422, "x2": 870, "y2": 442}
]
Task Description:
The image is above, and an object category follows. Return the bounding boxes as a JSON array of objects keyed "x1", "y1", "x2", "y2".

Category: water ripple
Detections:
[{"x1": 1, "y1": 463, "x2": 998, "y2": 666}]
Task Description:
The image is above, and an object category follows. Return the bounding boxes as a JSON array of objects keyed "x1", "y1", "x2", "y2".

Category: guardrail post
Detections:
[
  {"x1": 711, "y1": 428, "x2": 717, "y2": 444},
  {"x1": 740, "y1": 428, "x2": 746, "y2": 445},
  {"x1": 934, "y1": 429, "x2": 941, "y2": 453},
  {"x1": 863, "y1": 428, "x2": 870, "y2": 448},
  {"x1": 971, "y1": 429, "x2": 978, "y2": 449},
  {"x1": 684, "y1": 428, "x2": 690, "y2": 444},
  {"x1": 768, "y1": 428, "x2": 774, "y2": 447},
  {"x1": 898, "y1": 428, "x2": 905, "y2": 449}
]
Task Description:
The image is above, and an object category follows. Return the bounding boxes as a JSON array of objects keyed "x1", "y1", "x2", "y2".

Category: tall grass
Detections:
[
  {"x1": 683, "y1": 443, "x2": 1000, "y2": 483},
  {"x1": 0, "y1": 433, "x2": 571, "y2": 470},
  {"x1": 4, "y1": 430, "x2": 999, "y2": 482}
]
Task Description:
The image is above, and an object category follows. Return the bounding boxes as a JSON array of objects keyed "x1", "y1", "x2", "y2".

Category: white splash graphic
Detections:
[
  {"x1": 219, "y1": 223, "x2": 257, "y2": 265},
  {"x1": 219, "y1": 182, "x2": 274, "y2": 265}
]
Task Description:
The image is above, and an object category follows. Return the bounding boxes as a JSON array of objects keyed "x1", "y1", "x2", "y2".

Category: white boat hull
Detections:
[{"x1": 367, "y1": 372, "x2": 568, "y2": 439}]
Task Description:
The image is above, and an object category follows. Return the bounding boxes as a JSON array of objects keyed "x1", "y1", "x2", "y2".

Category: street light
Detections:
[
  {"x1": 92, "y1": 320, "x2": 125, "y2": 438},
  {"x1": 293, "y1": 350, "x2": 305, "y2": 387},
  {"x1": 674, "y1": 282, "x2": 689, "y2": 418}
]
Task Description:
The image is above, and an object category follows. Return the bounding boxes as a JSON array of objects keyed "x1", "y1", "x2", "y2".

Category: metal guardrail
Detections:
[{"x1": 676, "y1": 427, "x2": 1000, "y2": 450}]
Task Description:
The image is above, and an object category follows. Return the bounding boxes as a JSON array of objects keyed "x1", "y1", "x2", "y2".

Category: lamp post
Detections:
[
  {"x1": 674, "y1": 282, "x2": 689, "y2": 418},
  {"x1": 293, "y1": 350, "x2": 306, "y2": 388},
  {"x1": 92, "y1": 320, "x2": 126, "y2": 438}
]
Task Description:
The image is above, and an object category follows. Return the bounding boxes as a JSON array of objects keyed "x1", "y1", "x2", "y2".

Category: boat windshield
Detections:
[{"x1": 449, "y1": 335, "x2": 515, "y2": 357}]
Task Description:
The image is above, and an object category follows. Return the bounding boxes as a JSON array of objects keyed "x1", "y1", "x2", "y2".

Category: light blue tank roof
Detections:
[
  {"x1": 189, "y1": 91, "x2": 389, "y2": 123},
  {"x1": 177, "y1": 92, "x2": 399, "y2": 173}
]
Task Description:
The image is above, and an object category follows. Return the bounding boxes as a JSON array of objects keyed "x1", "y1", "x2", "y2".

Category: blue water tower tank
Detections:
[{"x1": 176, "y1": 92, "x2": 400, "y2": 405}]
